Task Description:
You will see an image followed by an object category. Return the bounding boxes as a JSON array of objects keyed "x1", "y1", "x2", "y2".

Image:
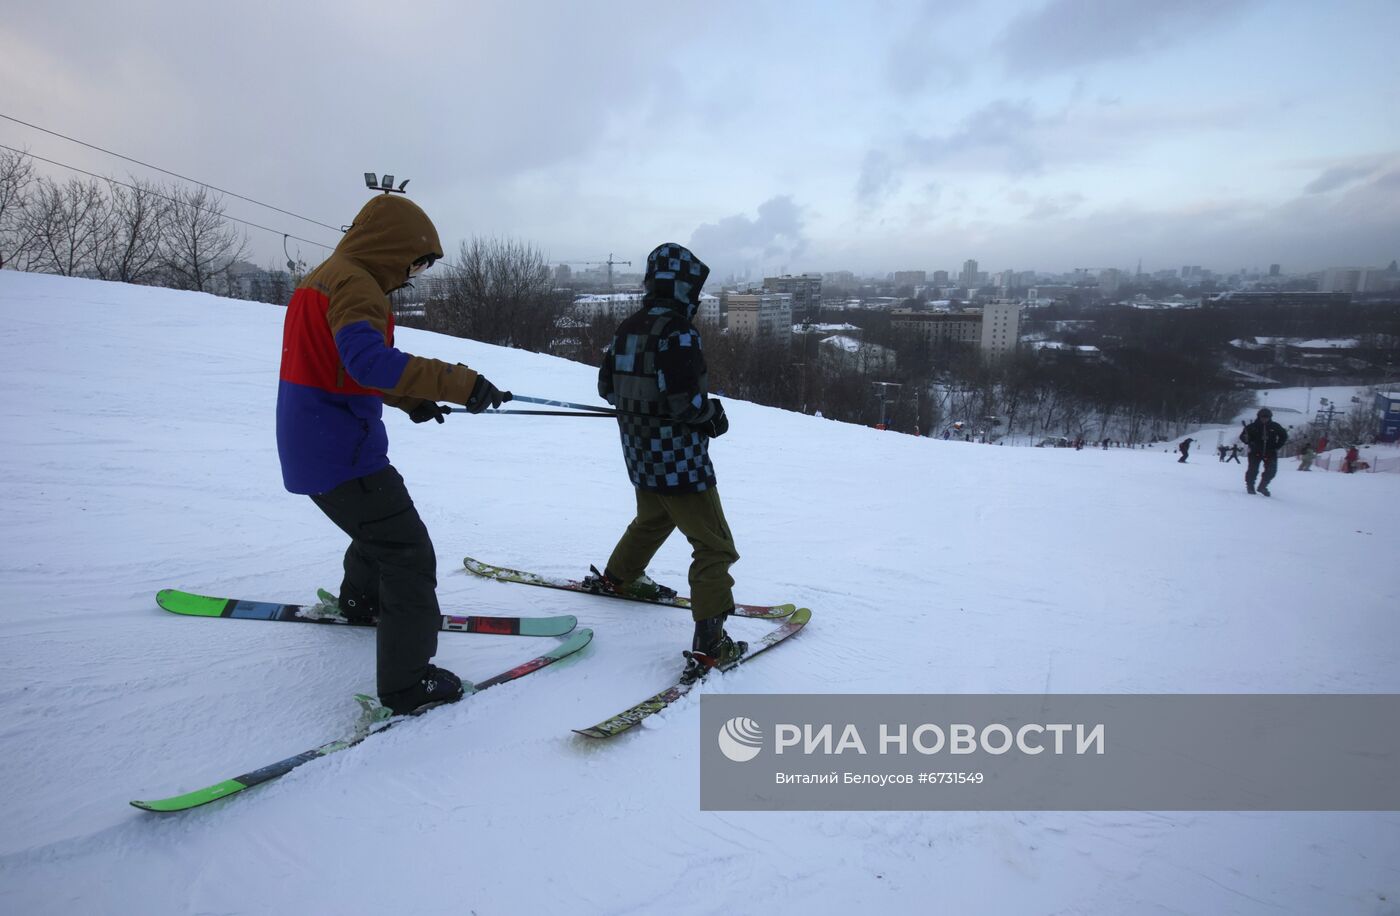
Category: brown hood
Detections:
[{"x1": 335, "y1": 194, "x2": 443, "y2": 293}]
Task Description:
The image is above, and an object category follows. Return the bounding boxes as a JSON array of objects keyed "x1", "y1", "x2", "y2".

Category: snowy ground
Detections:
[{"x1": 1, "y1": 271, "x2": 1397, "y2": 915}]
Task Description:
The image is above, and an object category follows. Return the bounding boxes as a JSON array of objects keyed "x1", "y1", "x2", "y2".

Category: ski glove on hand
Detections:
[
  {"x1": 696, "y1": 399, "x2": 729, "y2": 438},
  {"x1": 409, "y1": 401, "x2": 449, "y2": 424},
  {"x1": 464, "y1": 375, "x2": 509, "y2": 414}
]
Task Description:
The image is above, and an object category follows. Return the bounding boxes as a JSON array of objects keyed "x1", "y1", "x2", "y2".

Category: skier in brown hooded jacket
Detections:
[{"x1": 277, "y1": 193, "x2": 507, "y2": 714}]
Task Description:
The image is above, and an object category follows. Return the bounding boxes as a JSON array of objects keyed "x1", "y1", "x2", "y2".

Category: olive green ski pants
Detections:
[{"x1": 605, "y1": 487, "x2": 739, "y2": 622}]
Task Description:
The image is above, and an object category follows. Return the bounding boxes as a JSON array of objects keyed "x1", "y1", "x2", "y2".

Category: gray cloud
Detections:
[
  {"x1": 689, "y1": 196, "x2": 807, "y2": 278},
  {"x1": 830, "y1": 160, "x2": 1400, "y2": 275},
  {"x1": 856, "y1": 149, "x2": 902, "y2": 210},
  {"x1": 998, "y1": 0, "x2": 1257, "y2": 76},
  {"x1": 902, "y1": 99, "x2": 1047, "y2": 174},
  {"x1": 1305, "y1": 164, "x2": 1380, "y2": 194},
  {"x1": 1013, "y1": 191, "x2": 1087, "y2": 221},
  {"x1": 857, "y1": 100, "x2": 1048, "y2": 208},
  {"x1": 884, "y1": 1, "x2": 967, "y2": 98}
]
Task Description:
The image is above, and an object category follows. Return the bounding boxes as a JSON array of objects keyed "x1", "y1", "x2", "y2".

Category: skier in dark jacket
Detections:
[
  {"x1": 589, "y1": 243, "x2": 745, "y2": 680},
  {"x1": 1178, "y1": 438, "x2": 1193, "y2": 463},
  {"x1": 276, "y1": 193, "x2": 507, "y2": 715},
  {"x1": 1239, "y1": 408, "x2": 1288, "y2": 496}
]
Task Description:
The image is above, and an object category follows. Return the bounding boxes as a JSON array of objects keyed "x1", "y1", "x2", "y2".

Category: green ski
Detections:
[
  {"x1": 157, "y1": 588, "x2": 577, "y2": 637},
  {"x1": 463, "y1": 556, "x2": 798, "y2": 619},
  {"x1": 132, "y1": 627, "x2": 593, "y2": 812}
]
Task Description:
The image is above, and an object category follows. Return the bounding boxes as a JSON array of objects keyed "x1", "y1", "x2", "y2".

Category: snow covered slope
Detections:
[{"x1": 1, "y1": 271, "x2": 1397, "y2": 915}]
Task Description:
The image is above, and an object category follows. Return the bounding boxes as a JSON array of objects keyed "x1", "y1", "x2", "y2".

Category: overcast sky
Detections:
[{"x1": 3, "y1": 0, "x2": 1398, "y2": 280}]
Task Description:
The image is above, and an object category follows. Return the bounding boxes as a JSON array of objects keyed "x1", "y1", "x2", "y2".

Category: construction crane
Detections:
[{"x1": 558, "y1": 253, "x2": 632, "y2": 291}]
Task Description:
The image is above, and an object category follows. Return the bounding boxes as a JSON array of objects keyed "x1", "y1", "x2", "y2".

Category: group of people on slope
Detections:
[
  {"x1": 1175, "y1": 410, "x2": 1288, "y2": 496},
  {"x1": 275, "y1": 194, "x2": 742, "y2": 716}
]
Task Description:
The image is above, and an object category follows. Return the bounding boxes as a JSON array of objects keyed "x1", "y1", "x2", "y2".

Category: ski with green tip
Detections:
[
  {"x1": 156, "y1": 588, "x2": 577, "y2": 637},
  {"x1": 574, "y1": 607, "x2": 811, "y2": 739},
  {"x1": 131, "y1": 626, "x2": 593, "y2": 812},
  {"x1": 462, "y1": 556, "x2": 798, "y2": 620}
]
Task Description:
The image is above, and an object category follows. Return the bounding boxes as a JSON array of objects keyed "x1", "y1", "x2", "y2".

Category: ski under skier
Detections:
[
  {"x1": 276, "y1": 192, "x2": 507, "y2": 715},
  {"x1": 588, "y1": 243, "x2": 746, "y2": 681},
  {"x1": 1240, "y1": 408, "x2": 1288, "y2": 496}
]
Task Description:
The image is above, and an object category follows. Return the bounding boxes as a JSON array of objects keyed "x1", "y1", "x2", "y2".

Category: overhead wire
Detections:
[
  {"x1": 0, "y1": 112, "x2": 341, "y2": 233},
  {"x1": 0, "y1": 142, "x2": 335, "y2": 252}
]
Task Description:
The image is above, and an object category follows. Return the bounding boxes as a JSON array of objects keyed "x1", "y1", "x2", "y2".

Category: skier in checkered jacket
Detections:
[{"x1": 589, "y1": 243, "x2": 746, "y2": 679}]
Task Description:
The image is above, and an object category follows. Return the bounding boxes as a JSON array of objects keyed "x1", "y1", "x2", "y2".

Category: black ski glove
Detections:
[
  {"x1": 464, "y1": 375, "x2": 509, "y2": 414},
  {"x1": 696, "y1": 399, "x2": 728, "y2": 438},
  {"x1": 409, "y1": 401, "x2": 449, "y2": 424}
]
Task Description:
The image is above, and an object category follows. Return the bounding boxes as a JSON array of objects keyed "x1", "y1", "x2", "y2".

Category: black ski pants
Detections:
[
  {"x1": 1245, "y1": 450, "x2": 1279, "y2": 489},
  {"x1": 310, "y1": 466, "x2": 440, "y2": 696}
]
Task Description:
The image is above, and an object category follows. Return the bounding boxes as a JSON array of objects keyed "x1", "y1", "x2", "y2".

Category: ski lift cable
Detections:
[
  {"x1": 0, "y1": 112, "x2": 342, "y2": 233},
  {"x1": 0, "y1": 143, "x2": 335, "y2": 251}
]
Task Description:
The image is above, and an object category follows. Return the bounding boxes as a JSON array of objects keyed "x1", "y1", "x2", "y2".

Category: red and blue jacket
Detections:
[{"x1": 276, "y1": 195, "x2": 478, "y2": 494}]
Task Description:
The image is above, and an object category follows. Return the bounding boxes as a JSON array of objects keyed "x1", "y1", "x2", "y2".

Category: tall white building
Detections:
[
  {"x1": 695, "y1": 293, "x2": 721, "y2": 325},
  {"x1": 725, "y1": 292, "x2": 793, "y2": 342},
  {"x1": 980, "y1": 298, "x2": 1021, "y2": 356},
  {"x1": 573, "y1": 293, "x2": 643, "y2": 322},
  {"x1": 960, "y1": 259, "x2": 979, "y2": 288}
]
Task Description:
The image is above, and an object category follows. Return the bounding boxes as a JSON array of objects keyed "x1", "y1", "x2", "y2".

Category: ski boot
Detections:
[
  {"x1": 1246, "y1": 482, "x2": 1256, "y2": 495},
  {"x1": 681, "y1": 613, "x2": 748, "y2": 684},
  {"x1": 582, "y1": 565, "x2": 678, "y2": 602},
  {"x1": 379, "y1": 665, "x2": 465, "y2": 716},
  {"x1": 1257, "y1": 484, "x2": 1271, "y2": 497}
]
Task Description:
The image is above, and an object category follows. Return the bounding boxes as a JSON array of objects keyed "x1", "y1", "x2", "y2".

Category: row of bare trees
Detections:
[
  {"x1": 602, "y1": 319, "x2": 1253, "y2": 444},
  {"x1": 0, "y1": 148, "x2": 247, "y2": 292},
  {"x1": 407, "y1": 237, "x2": 568, "y2": 354}
]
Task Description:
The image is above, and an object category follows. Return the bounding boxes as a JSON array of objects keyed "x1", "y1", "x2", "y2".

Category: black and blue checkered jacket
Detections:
[{"x1": 598, "y1": 299, "x2": 720, "y2": 494}]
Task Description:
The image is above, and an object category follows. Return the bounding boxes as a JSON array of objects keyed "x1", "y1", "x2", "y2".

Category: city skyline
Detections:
[{"x1": 2, "y1": 0, "x2": 1397, "y2": 280}]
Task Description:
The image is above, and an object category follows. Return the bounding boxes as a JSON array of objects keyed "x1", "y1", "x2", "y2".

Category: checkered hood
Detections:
[{"x1": 643, "y1": 243, "x2": 710, "y2": 318}]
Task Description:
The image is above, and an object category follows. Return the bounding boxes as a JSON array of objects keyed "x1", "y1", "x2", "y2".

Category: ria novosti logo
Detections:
[{"x1": 717, "y1": 717, "x2": 764, "y2": 762}]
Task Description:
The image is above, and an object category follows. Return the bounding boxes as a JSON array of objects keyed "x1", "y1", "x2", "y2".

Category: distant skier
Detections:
[
  {"x1": 1343, "y1": 445, "x2": 1360, "y2": 473},
  {"x1": 1217, "y1": 444, "x2": 1228, "y2": 462},
  {"x1": 1178, "y1": 438, "x2": 1193, "y2": 463},
  {"x1": 588, "y1": 243, "x2": 746, "y2": 681},
  {"x1": 276, "y1": 193, "x2": 507, "y2": 715},
  {"x1": 1228, "y1": 443, "x2": 1241, "y2": 463},
  {"x1": 1297, "y1": 444, "x2": 1316, "y2": 471},
  {"x1": 1240, "y1": 408, "x2": 1288, "y2": 496}
]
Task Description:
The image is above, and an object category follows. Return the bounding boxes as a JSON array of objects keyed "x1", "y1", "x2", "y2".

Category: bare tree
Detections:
[
  {"x1": 21, "y1": 175, "x2": 110, "y2": 276},
  {"x1": 438, "y1": 237, "x2": 562, "y2": 351},
  {"x1": 159, "y1": 184, "x2": 246, "y2": 292},
  {"x1": 94, "y1": 177, "x2": 168, "y2": 284},
  {"x1": 0, "y1": 148, "x2": 37, "y2": 270}
]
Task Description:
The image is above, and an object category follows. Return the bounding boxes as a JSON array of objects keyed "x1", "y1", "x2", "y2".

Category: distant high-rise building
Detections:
[
  {"x1": 997, "y1": 269, "x2": 1015, "y2": 291},
  {"x1": 893, "y1": 270, "x2": 927, "y2": 287},
  {"x1": 960, "y1": 259, "x2": 979, "y2": 288},
  {"x1": 980, "y1": 299, "x2": 1021, "y2": 357},
  {"x1": 725, "y1": 292, "x2": 793, "y2": 341},
  {"x1": 1269, "y1": 264, "x2": 1281, "y2": 276},
  {"x1": 695, "y1": 293, "x2": 722, "y2": 325},
  {"x1": 573, "y1": 292, "x2": 643, "y2": 322},
  {"x1": 763, "y1": 275, "x2": 822, "y2": 322},
  {"x1": 1320, "y1": 268, "x2": 1364, "y2": 292},
  {"x1": 892, "y1": 309, "x2": 981, "y2": 346},
  {"x1": 933, "y1": 270, "x2": 950, "y2": 285}
]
